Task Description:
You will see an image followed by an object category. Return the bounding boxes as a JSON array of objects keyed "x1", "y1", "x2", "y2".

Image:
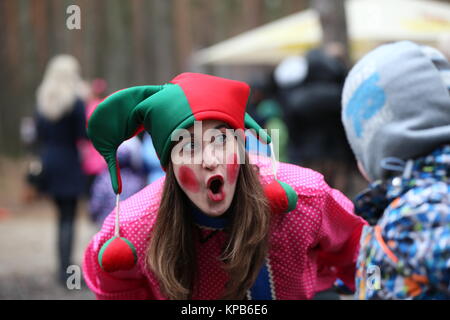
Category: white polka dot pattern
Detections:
[{"x1": 82, "y1": 158, "x2": 366, "y2": 299}]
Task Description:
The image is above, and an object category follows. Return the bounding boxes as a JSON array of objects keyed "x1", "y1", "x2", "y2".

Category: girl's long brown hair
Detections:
[{"x1": 146, "y1": 153, "x2": 271, "y2": 299}]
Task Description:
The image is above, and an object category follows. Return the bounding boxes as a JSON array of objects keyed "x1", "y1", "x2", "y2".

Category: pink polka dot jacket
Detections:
[{"x1": 82, "y1": 157, "x2": 367, "y2": 299}]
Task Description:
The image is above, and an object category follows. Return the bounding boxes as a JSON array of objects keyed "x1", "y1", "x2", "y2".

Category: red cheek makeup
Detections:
[
  {"x1": 227, "y1": 153, "x2": 240, "y2": 185},
  {"x1": 178, "y1": 166, "x2": 200, "y2": 193}
]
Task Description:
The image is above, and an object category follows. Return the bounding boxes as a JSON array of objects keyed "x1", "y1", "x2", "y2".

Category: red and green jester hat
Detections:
[{"x1": 87, "y1": 72, "x2": 298, "y2": 273}]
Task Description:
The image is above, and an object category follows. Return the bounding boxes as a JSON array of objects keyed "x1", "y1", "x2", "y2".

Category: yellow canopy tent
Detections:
[{"x1": 193, "y1": 0, "x2": 450, "y2": 66}]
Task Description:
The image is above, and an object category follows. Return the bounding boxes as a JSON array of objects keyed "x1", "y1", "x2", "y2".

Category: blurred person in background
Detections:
[
  {"x1": 274, "y1": 43, "x2": 356, "y2": 196},
  {"x1": 21, "y1": 116, "x2": 40, "y2": 204},
  {"x1": 79, "y1": 78, "x2": 108, "y2": 197},
  {"x1": 142, "y1": 133, "x2": 165, "y2": 184},
  {"x1": 89, "y1": 137, "x2": 147, "y2": 227},
  {"x1": 342, "y1": 41, "x2": 450, "y2": 299},
  {"x1": 250, "y1": 73, "x2": 289, "y2": 163},
  {"x1": 275, "y1": 44, "x2": 360, "y2": 299},
  {"x1": 34, "y1": 54, "x2": 87, "y2": 285},
  {"x1": 438, "y1": 34, "x2": 450, "y2": 61}
]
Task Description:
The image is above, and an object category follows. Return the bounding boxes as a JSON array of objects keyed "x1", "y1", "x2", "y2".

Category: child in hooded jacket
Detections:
[{"x1": 341, "y1": 41, "x2": 450, "y2": 299}]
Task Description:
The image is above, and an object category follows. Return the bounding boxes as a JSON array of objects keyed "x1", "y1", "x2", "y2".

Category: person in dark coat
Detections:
[
  {"x1": 89, "y1": 137, "x2": 146, "y2": 227},
  {"x1": 274, "y1": 45, "x2": 356, "y2": 195},
  {"x1": 35, "y1": 54, "x2": 87, "y2": 284}
]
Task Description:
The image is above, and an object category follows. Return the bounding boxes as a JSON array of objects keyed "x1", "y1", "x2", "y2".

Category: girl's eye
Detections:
[
  {"x1": 182, "y1": 141, "x2": 199, "y2": 153},
  {"x1": 214, "y1": 133, "x2": 227, "y2": 145}
]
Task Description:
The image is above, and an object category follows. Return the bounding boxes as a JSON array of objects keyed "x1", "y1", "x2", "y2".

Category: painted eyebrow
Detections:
[
  {"x1": 214, "y1": 124, "x2": 231, "y2": 130},
  {"x1": 177, "y1": 133, "x2": 194, "y2": 142},
  {"x1": 184, "y1": 125, "x2": 230, "y2": 138}
]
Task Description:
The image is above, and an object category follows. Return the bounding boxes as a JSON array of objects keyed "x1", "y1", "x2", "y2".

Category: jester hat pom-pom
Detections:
[
  {"x1": 98, "y1": 236, "x2": 137, "y2": 272},
  {"x1": 263, "y1": 179, "x2": 298, "y2": 214}
]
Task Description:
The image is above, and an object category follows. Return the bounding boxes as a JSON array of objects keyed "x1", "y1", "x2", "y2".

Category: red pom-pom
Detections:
[
  {"x1": 98, "y1": 236, "x2": 137, "y2": 272},
  {"x1": 263, "y1": 180, "x2": 289, "y2": 214}
]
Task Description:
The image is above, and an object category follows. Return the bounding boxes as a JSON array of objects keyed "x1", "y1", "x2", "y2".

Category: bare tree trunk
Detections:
[
  {"x1": 2, "y1": 0, "x2": 20, "y2": 75},
  {"x1": 82, "y1": 0, "x2": 95, "y2": 80},
  {"x1": 93, "y1": 0, "x2": 108, "y2": 80},
  {"x1": 130, "y1": 0, "x2": 146, "y2": 83},
  {"x1": 104, "y1": 0, "x2": 132, "y2": 90},
  {"x1": 150, "y1": 0, "x2": 176, "y2": 82},
  {"x1": 291, "y1": 0, "x2": 309, "y2": 12},
  {"x1": 311, "y1": 0, "x2": 349, "y2": 64},
  {"x1": 173, "y1": 0, "x2": 192, "y2": 72},
  {"x1": 0, "y1": 0, "x2": 22, "y2": 155},
  {"x1": 49, "y1": 0, "x2": 66, "y2": 54},
  {"x1": 242, "y1": 0, "x2": 264, "y2": 30},
  {"x1": 31, "y1": 0, "x2": 49, "y2": 72},
  {"x1": 69, "y1": 1, "x2": 84, "y2": 71}
]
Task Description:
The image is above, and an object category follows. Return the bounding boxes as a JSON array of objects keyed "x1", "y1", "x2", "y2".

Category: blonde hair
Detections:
[
  {"x1": 147, "y1": 153, "x2": 271, "y2": 299},
  {"x1": 37, "y1": 55, "x2": 85, "y2": 121}
]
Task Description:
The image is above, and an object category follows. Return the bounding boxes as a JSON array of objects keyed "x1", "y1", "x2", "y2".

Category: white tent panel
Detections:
[{"x1": 193, "y1": 0, "x2": 450, "y2": 66}]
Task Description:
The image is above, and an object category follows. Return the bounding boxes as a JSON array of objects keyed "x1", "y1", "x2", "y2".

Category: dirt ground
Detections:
[{"x1": 0, "y1": 157, "x2": 97, "y2": 300}]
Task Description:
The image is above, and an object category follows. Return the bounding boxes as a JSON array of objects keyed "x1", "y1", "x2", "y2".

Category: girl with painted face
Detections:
[{"x1": 83, "y1": 73, "x2": 366, "y2": 300}]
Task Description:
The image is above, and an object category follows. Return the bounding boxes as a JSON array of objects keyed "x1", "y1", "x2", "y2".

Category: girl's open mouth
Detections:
[{"x1": 206, "y1": 175, "x2": 225, "y2": 202}]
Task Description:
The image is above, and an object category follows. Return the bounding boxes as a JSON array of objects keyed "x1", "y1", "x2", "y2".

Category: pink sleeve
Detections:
[
  {"x1": 314, "y1": 184, "x2": 368, "y2": 292},
  {"x1": 82, "y1": 220, "x2": 153, "y2": 300}
]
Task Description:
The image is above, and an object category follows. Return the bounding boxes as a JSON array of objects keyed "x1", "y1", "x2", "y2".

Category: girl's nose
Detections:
[{"x1": 201, "y1": 144, "x2": 219, "y2": 170}]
